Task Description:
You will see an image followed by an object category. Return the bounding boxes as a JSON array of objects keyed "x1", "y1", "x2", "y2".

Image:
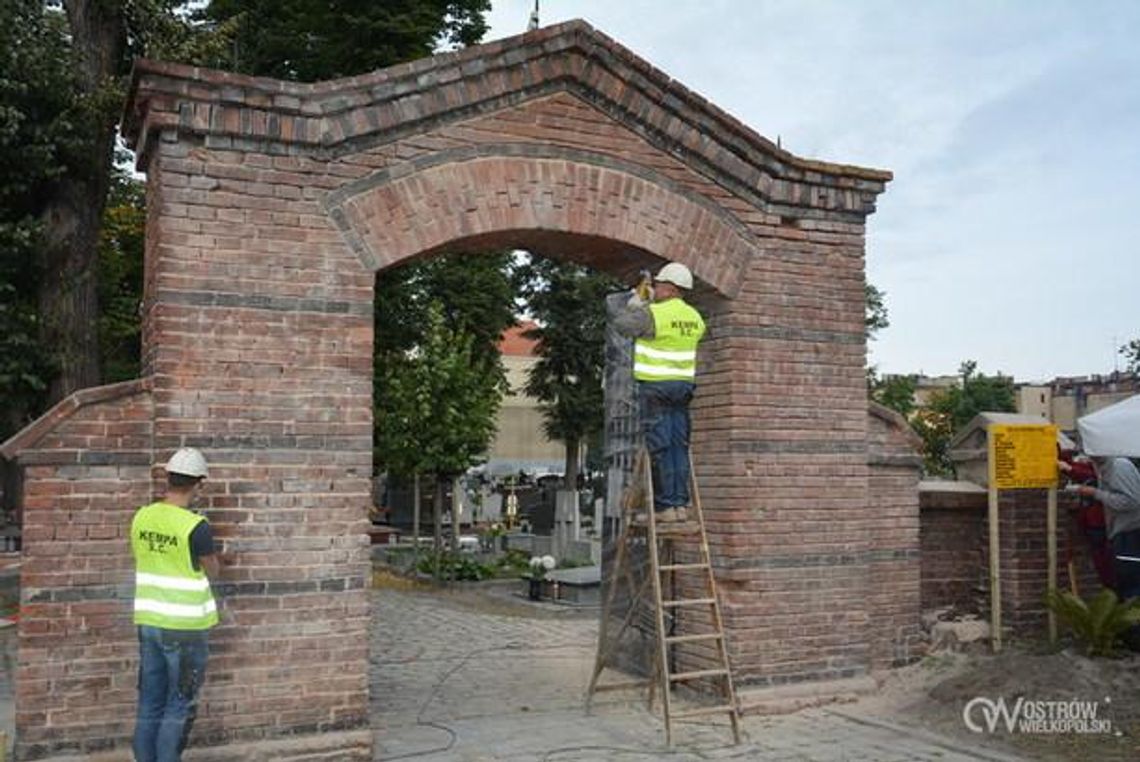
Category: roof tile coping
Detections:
[
  {"x1": 123, "y1": 19, "x2": 891, "y2": 186},
  {"x1": 0, "y1": 377, "x2": 153, "y2": 461}
]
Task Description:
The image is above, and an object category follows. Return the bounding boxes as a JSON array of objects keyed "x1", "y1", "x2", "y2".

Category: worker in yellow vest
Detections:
[
  {"x1": 614, "y1": 262, "x2": 706, "y2": 522},
  {"x1": 131, "y1": 447, "x2": 219, "y2": 762}
]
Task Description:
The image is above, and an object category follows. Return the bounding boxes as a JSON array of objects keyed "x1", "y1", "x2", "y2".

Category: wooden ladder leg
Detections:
[
  {"x1": 689, "y1": 452, "x2": 742, "y2": 745},
  {"x1": 643, "y1": 452, "x2": 674, "y2": 745}
]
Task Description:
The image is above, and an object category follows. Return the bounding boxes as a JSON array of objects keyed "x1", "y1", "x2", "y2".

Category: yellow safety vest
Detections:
[
  {"x1": 131, "y1": 502, "x2": 218, "y2": 631},
  {"x1": 633, "y1": 299, "x2": 705, "y2": 382}
]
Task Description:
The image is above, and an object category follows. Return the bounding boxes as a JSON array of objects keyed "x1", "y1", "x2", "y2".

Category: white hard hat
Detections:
[
  {"x1": 166, "y1": 448, "x2": 208, "y2": 478},
  {"x1": 654, "y1": 262, "x2": 693, "y2": 290}
]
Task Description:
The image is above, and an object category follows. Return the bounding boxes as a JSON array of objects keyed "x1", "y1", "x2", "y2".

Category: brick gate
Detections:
[{"x1": 0, "y1": 21, "x2": 909, "y2": 760}]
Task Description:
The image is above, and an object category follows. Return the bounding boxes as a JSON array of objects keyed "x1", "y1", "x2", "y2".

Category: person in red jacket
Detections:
[{"x1": 1059, "y1": 450, "x2": 1116, "y2": 590}]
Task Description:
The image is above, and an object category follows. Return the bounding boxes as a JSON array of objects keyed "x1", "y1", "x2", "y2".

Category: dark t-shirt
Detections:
[{"x1": 189, "y1": 521, "x2": 215, "y2": 571}]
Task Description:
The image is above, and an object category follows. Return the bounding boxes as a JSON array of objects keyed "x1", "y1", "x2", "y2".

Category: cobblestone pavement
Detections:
[{"x1": 369, "y1": 586, "x2": 1023, "y2": 762}]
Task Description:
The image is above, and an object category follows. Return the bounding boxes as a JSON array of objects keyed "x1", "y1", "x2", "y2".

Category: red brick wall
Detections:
[
  {"x1": 921, "y1": 487, "x2": 1104, "y2": 637},
  {"x1": 867, "y1": 404, "x2": 922, "y2": 668},
  {"x1": 920, "y1": 488, "x2": 988, "y2": 612},
  {"x1": 0, "y1": 380, "x2": 154, "y2": 757},
  {"x1": 4, "y1": 20, "x2": 893, "y2": 758}
]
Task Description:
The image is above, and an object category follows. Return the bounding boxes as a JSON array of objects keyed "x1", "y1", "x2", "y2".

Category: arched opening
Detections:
[{"x1": 1, "y1": 19, "x2": 894, "y2": 760}]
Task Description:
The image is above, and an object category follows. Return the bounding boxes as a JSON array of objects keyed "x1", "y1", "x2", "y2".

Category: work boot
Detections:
[
  {"x1": 657, "y1": 508, "x2": 677, "y2": 523},
  {"x1": 674, "y1": 507, "x2": 688, "y2": 522}
]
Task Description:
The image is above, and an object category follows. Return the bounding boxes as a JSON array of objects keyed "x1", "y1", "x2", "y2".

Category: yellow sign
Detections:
[{"x1": 988, "y1": 424, "x2": 1059, "y2": 489}]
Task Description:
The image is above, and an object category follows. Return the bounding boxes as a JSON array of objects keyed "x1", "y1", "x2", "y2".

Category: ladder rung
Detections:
[
  {"x1": 659, "y1": 562, "x2": 709, "y2": 572},
  {"x1": 662, "y1": 597, "x2": 716, "y2": 608},
  {"x1": 665, "y1": 632, "x2": 723, "y2": 645},
  {"x1": 669, "y1": 668, "x2": 728, "y2": 682},
  {"x1": 656, "y1": 524, "x2": 699, "y2": 535},
  {"x1": 671, "y1": 704, "x2": 737, "y2": 719}
]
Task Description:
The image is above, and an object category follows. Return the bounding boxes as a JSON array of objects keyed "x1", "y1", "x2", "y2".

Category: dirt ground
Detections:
[{"x1": 857, "y1": 644, "x2": 1140, "y2": 762}]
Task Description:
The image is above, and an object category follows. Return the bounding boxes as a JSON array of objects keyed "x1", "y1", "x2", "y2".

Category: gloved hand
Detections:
[{"x1": 627, "y1": 289, "x2": 647, "y2": 309}]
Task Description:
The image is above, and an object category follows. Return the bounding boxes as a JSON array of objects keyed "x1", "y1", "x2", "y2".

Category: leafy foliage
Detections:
[
  {"x1": 373, "y1": 254, "x2": 515, "y2": 479},
  {"x1": 1121, "y1": 339, "x2": 1140, "y2": 375},
  {"x1": 374, "y1": 301, "x2": 502, "y2": 479},
  {"x1": 0, "y1": 1, "x2": 233, "y2": 433},
  {"x1": 202, "y1": 0, "x2": 490, "y2": 81},
  {"x1": 375, "y1": 253, "x2": 518, "y2": 364},
  {"x1": 933, "y1": 361, "x2": 1015, "y2": 432},
  {"x1": 97, "y1": 166, "x2": 146, "y2": 383},
  {"x1": 415, "y1": 551, "x2": 493, "y2": 581},
  {"x1": 864, "y1": 283, "x2": 889, "y2": 339},
  {"x1": 516, "y1": 257, "x2": 620, "y2": 485},
  {"x1": 0, "y1": 2, "x2": 77, "y2": 439},
  {"x1": 870, "y1": 373, "x2": 917, "y2": 418},
  {"x1": 910, "y1": 409, "x2": 954, "y2": 477},
  {"x1": 1046, "y1": 588, "x2": 1140, "y2": 657},
  {"x1": 914, "y1": 361, "x2": 1015, "y2": 476}
]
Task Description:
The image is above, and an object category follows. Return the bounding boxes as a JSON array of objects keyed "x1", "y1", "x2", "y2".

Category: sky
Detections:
[{"x1": 483, "y1": 1, "x2": 1140, "y2": 382}]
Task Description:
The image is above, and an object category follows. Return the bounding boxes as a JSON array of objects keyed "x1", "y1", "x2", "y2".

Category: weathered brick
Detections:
[{"x1": 1, "y1": 17, "x2": 907, "y2": 761}]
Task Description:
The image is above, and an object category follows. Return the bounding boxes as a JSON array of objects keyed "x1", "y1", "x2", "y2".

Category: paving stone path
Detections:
[{"x1": 369, "y1": 586, "x2": 1023, "y2": 761}]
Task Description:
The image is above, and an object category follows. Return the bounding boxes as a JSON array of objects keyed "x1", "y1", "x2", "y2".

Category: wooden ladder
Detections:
[{"x1": 586, "y1": 447, "x2": 741, "y2": 746}]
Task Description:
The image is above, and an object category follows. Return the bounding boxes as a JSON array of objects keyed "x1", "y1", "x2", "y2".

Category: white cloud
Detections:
[{"x1": 486, "y1": 1, "x2": 1140, "y2": 380}]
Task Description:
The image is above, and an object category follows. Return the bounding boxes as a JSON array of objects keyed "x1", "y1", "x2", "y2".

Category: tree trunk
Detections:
[
  {"x1": 432, "y1": 475, "x2": 443, "y2": 578},
  {"x1": 564, "y1": 436, "x2": 580, "y2": 491},
  {"x1": 450, "y1": 475, "x2": 462, "y2": 554},
  {"x1": 42, "y1": 2, "x2": 128, "y2": 402},
  {"x1": 412, "y1": 472, "x2": 421, "y2": 552}
]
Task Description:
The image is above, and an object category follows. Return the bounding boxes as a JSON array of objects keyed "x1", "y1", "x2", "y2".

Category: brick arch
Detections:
[
  {"x1": 0, "y1": 17, "x2": 902, "y2": 762},
  {"x1": 323, "y1": 144, "x2": 753, "y2": 296}
]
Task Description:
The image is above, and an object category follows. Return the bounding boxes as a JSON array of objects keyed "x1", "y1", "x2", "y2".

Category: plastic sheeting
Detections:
[{"x1": 1077, "y1": 395, "x2": 1140, "y2": 457}]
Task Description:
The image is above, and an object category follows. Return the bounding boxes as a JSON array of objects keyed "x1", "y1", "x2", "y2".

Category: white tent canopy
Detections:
[{"x1": 1077, "y1": 394, "x2": 1140, "y2": 457}]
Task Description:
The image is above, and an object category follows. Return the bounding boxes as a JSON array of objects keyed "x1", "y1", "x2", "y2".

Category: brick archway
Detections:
[
  {"x1": 0, "y1": 20, "x2": 903, "y2": 761},
  {"x1": 323, "y1": 143, "x2": 752, "y2": 295}
]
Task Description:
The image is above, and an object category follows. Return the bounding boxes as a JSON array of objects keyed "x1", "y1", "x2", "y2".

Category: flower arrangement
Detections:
[{"x1": 528, "y1": 554, "x2": 557, "y2": 581}]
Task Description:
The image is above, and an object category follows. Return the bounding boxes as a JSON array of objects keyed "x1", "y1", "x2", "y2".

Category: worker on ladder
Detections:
[{"x1": 613, "y1": 262, "x2": 706, "y2": 523}]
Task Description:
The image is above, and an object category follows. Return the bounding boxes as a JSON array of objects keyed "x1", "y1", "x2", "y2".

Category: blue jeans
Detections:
[
  {"x1": 133, "y1": 625, "x2": 209, "y2": 762},
  {"x1": 1114, "y1": 530, "x2": 1140, "y2": 651},
  {"x1": 638, "y1": 380, "x2": 695, "y2": 511},
  {"x1": 1113, "y1": 529, "x2": 1140, "y2": 600}
]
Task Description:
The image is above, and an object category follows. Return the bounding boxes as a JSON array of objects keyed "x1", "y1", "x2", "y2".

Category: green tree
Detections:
[
  {"x1": 201, "y1": 0, "x2": 490, "y2": 81},
  {"x1": 918, "y1": 361, "x2": 1016, "y2": 477},
  {"x1": 97, "y1": 165, "x2": 146, "y2": 383},
  {"x1": 865, "y1": 283, "x2": 889, "y2": 340},
  {"x1": 933, "y1": 361, "x2": 1016, "y2": 432},
  {"x1": 35, "y1": 1, "x2": 231, "y2": 402},
  {"x1": 517, "y1": 257, "x2": 620, "y2": 488},
  {"x1": 871, "y1": 374, "x2": 917, "y2": 418},
  {"x1": 0, "y1": 2, "x2": 76, "y2": 439},
  {"x1": 1120, "y1": 339, "x2": 1140, "y2": 375},
  {"x1": 911, "y1": 409, "x2": 953, "y2": 477},
  {"x1": 373, "y1": 253, "x2": 516, "y2": 478},
  {"x1": 374, "y1": 252, "x2": 518, "y2": 363},
  {"x1": 375, "y1": 302, "x2": 501, "y2": 569},
  {"x1": 0, "y1": 1, "x2": 232, "y2": 431}
]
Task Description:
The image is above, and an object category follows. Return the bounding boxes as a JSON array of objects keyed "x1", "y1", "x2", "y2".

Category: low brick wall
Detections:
[
  {"x1": 0, "y1": 379, "x2": 154, "y2": 758},
  {"x1": 867, "y1": 403, "x2": 922, "y2": 668},
  {"x1": 920, "y1": 484, "x2": 1105, "y2": 638}
]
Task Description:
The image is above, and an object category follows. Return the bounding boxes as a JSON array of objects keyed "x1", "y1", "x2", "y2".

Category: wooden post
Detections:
[
  {"x1": 988, "y1": 483, "x2": 1002, "y2": 653},
  {"x1": 1047, "y1": 486, "x2": 1058, "y2": 646},
  {"x1": 987, "y1": 426, "x2": 1002, "y2": 653}
]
